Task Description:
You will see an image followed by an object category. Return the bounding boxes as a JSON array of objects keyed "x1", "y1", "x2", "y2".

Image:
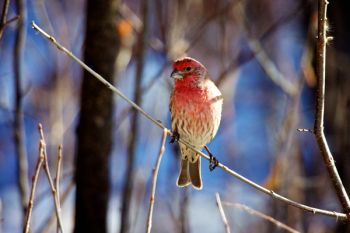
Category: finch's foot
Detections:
[
  {"x1": 209, "y1": 155, "x2": 219, "y2": 171},
  {"x1": 205, "y1": 146, "x2": 219, "y2": 171},
  {"x1": 170, "y1": 131, "x2": 180, "y2": 144}
]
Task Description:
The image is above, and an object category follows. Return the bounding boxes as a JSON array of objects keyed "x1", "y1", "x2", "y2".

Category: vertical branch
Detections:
[
  {"x1": 146, "y1": 129, "x2": 167, "y2": 233},
  {"x1": 55, "y1": 145, "x2": 63, "y2": 233},
  {"x1": 23, "y1": 139, "x2": 45, "y2": 233},
  {"x1": 14, "y1": 0, "x2": 29, "y2": 219},
  {"x1": 119, "y1": 0, "x2": 149, "y2": 232},
  {"x1": 314, "y1": 0, "x2": 350, "y2": 214},
  {"x1": 215, "y1": 193, "x2": 231, "y2": 233}
]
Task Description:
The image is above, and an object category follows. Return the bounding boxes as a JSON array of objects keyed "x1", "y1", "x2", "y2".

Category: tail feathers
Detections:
[
  {"x1": 189, "y1": 158, "x2": 202, "y2": 190},
  {"x1": 177, "y1": 144, "x2": 203, "y2": 190},
  {"x1": 176, "y1": 158, "x2": 191, "y2": 187}
]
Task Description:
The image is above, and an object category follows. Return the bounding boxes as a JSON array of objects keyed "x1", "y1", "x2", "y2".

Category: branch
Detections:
[
  {"x1": 223, "y1": 202, "x2": 300, "y2": 233},
  {"x1": 215, "y1": 193, "x2": 231, "y2": 233},
  {"x1": 215, "y1": 1, "x2": 307, "y2": 88},
  {"x1": 31, "y1": 21, "x2": 348, "y2": 221},
  {"x1": 146, "y1": 129, "x2": 167, "y2": 233},
  {"x1": 23, "y1": 139, "x2": 45, "y2": 233},
  {"x1": 38, "y1": 124, "x2": 64, "y2": 233},
  {"x1": 55, "y1": 145, "x2": 63, "y2": 233},
  {"x1": 0, "y1": 0, "x2": 9, "y2": 39},
  {"x1": 314, "y1": 0, "x2": 350, "y2": 214},
  {"x1": 234, "y1": 2, "x2": 297, "y2": 96},
  {"x1": 39, "y1": 180, "x2": 74, "y2": 233}
]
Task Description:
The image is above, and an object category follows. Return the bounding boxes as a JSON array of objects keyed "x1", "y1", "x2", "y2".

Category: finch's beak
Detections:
[{"x1": 171, "y1": 69, "x2": 183, "y2": 79}]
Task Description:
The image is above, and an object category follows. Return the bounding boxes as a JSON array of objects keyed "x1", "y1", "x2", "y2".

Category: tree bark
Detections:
[
  {"x1": 74, "y1": 0, "x2": 119, "y2": 232},
  {"x1": 327, "y1": 1, "x2": 350, "y2": 232}
]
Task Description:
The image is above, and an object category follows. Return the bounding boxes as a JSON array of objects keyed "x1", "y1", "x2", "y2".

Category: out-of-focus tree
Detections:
[{"x1": 74, "y1": 0, "x2": 119, "y2": 232}]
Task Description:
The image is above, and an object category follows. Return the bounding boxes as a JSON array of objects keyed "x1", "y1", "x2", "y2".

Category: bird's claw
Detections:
[
  {"x1": 204, "y1": 146, "x2": 218, "y2": 171},
  {"x1": 170, "y1": 131, "x2": 180, "y2": 144},
  {"x1": 209, "y1": 152, "x2": 219, "y2": 171}
]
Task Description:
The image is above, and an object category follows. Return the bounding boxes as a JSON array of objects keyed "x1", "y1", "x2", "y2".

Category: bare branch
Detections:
[
  {"x1": 215, "y1": 193, "x2": 231, "y2": 233},
  {"x1": 23, "y1": 139, "x2": 45, "y2": 233},
  {"x1": 40, "y1": 180, "x2": 74, "y2": 233},
  {"x1": 234, "y1": 2, "x2": 297, "y2": 96},
  {"x1": 38, "y1": 124, "x2": 64, "y2": 233},
  {"x1": 55, "y1": 145, "x2": 63, "y2": 233},
  {"x1": 146, "y1": 129, "x2": 167, "y2": 233},
  {"x1": 31, "y1": 22, "x2": 349, "y2": 221},
  {"x1": 223, "y1": 202, "x2": 300, "y2": 233},
  {"x1": 314, "y1": 0, "x2": 350, "y2": 215}
]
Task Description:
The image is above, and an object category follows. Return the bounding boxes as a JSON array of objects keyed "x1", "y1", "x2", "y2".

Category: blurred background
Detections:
[{"x1": 0, "y1": 0, "x2": 350, "y2": 232}]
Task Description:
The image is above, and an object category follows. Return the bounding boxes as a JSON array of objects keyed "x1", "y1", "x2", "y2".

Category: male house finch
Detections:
[{"x1": 169, "y1": 57, "x2": 223, "y2": 190}]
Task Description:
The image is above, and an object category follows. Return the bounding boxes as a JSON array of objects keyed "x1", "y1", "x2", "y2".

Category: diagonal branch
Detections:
[
  {"x1": 223, "y1": 202, "x2": 300, "y2": 233},
  {"x1": 234, "y1": 2, "x2": 297, "y2": 96},
  {"x1": 146, "y1": 129, "x2": 167, "y2": 233},
  {"x1": 0, "y1": 0, "x2": 10, "y2": 40},
  {"x1": 314, "y1": 0, "x2": 350, "y2": 215},
  {"x1": 215, "y1": 193, "x2": 231, "y2": 233},
  {"x1": 23, "y1": 139, "x2": 44, "y2": 233},
  {"x1": 31, "y1": 21, "x2": 349, "y2": 221}
]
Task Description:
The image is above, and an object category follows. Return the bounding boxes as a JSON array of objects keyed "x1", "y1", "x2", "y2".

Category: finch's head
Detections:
[{"x1": 171, "y1": 57, "x2": 207, "y2": 86}]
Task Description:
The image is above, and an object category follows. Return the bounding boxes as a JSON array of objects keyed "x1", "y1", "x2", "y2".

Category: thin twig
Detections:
[
  {"x1": 223, "y1": 202, "x2": 300, "y2": 233},
  {"x1": 146, "y1": 129, "x2": 167, "y2": 233},
  {"x1": 31, "y1": 22, "x2": 348, "y2": 221},
  {"x1": 23, "y1": 139, "x2": 45, "y2": 233},
  {"x1": 32, "y1": 21, "x2": 164, "y2": 131},
  {"x1": 215, "y1": 193, "x2": 231, "y2": 233},
  {"x1": 314, "y1": 0, "x2": 350, "y2": 215},
  {"x1": 39, "y1": 180, "x2": 74, "y2": 233},
  {"x1": 55, "y1": 145, "x2": 63, "y2": 233},
  {"x1": 115, "y1": 62, "x2": 169, "y2": 131},
  {"x1": 38, "y1": 124, "x2": 64, "y2": 233}
]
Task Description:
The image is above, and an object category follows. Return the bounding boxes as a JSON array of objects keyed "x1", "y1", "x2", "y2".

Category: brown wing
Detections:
[{"x1": 169, "y1": 91, "x2": 176, "y2": 132}]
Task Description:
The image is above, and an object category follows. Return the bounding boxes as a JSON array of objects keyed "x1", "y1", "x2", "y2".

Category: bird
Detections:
[{"x1": 169, "y1": 57, "x2": 223, "y2": 190}]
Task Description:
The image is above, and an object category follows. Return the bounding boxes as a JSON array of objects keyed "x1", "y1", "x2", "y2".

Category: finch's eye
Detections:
[{"x1": 185, "y1": 66, "x2": 192, "y2": 72}]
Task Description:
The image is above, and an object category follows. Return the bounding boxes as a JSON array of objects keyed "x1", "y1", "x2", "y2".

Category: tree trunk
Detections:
[
  {"x1": 327, "y1": 1, "x2": 350, "y2": 232},
  {"x1": 74, "y1": 0, "x2": 119, "y2": 232}
]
